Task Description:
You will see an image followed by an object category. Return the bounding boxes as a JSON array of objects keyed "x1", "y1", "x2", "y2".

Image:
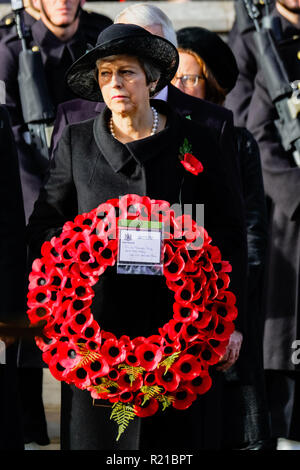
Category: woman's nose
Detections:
[{"x1": 111, "y1": 72, "x2": 122, "y2": 87}]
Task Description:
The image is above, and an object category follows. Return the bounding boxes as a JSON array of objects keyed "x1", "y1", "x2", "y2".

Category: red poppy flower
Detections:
[
  {"x1": 163, "y1": 251, "x2": 185, "y2": 281},
  {"x1": 27, "y1": 285, "x2": 53, "y2": 309},
  {"x1": 117, "y1": 392, "x2": 134, "y2": 403},
  {"x1": 186, "y1": 371, "x2": 212, "y2": 395},
  {"x1": 199, "y1": 343, "x2": 221, "y2": 366},
  {"x1": 89, "y1": 383, "x2": 120, "y2": 401},
  {"x1": 82, "y1": 319, "x2": 101, "y2": 342},
  {"x1": 74, "y1": 212, "x2": 97, "y2": 232},
  {"x1": 118, "y1": 194, "x2": 151, "y2": 221},
  {"x1": 135, "y1": 343, "x2": 163, "y2": 371},
  {"x1": 191, "y1": 289, "x2": 210, "y2": 312},
  {"x1": 173, "y1": 354, "x2": 202, "y2": 380},
  {"x1": 155, "y1": 366, "x2": 180, "y2": 392},
  {"x1": 67, "y1": 297, "x2": 93, "y2": 317},
  {"x1": 162, "y1": 343, "x2": 180, "y2": 356},
  {"x1": 165, "y1": 276, "x2": 186, "y2": 294},
  {"x1": 84, "y1": 356, "x2": 110, "y2": 380},
  {"x1": 101, "y1": 339, "x2": 126, "y2": 366},
  {"x1": 174, "y1": 279, "x2": 196, "y2": 305},
  {"x1": 172, "y1": 386, "x2": 197, "y2": 410},
  {"x1": 125, "y1": 353, "x2": 140, "y2": 367},
  {"x1": 66, "y1": 364, "x2": 92, "y2": 389},
  {"x1": 180, "y1": 153, "x2": 203, "y2": 176},
  {"x1": 134, "y1": 395, "x2": 159, "y2": 417},
  {"x1": 163, "y1": 243, "x2": 176, "y2": 267},
  {"x1": 208, "y1": 338, "x2": 228, "y2": 357},
  {"x1": 95, "y1": 209, "x2": 117, "y2": 240},
  {"x1": 181, "y1": 322, "x2": 201, "y2": 343},
  {"x1": 166, "y1": 319, "x2": 185, "y2": 341},
  {"x1": 95, "y1": 239, "x2": 117, "y2": 268},
  {"x1": 27, "y1": 305, "x2": 51, "y2": 324},
  {"x1": 61, "y1": 308, "x2": 93, "y2": 336},
  {"x1": 173, "y1": 302, "x2": 198, "y2": 323},
  {"x1": 146, "y1": 335, "x2": 166, "y2": 348},
  {"x1": 211, "y1": 293, "x2": 238, "y2": 322},
  {"x1": 144, "y1": 372, "x2": 156, "y2": 386},
  {"x1": 40, "y1": 240, "x2": 65, "y2": 264},
  {"x1": 117, "y1": 370, "x2": 143, "y2": 392},
  {"x1": 211, "y1": 317, "x2": 235, "y2": 341}
]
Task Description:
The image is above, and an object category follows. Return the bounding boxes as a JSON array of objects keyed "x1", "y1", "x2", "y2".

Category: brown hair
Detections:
[{"x1": 178, "y1": 48, "x2": 227, "y2": 105}]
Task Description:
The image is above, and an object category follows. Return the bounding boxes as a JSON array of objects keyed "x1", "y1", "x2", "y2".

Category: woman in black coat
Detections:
[
  {"x1": 175, "y1": 26, "x2": 271, "y2": 450},
  {"x1": 0, "y1": 105, "x2": 26, "y2": 450},
  {"x1": 27, "y1": 23, "x2": 247, "y2": 450}
]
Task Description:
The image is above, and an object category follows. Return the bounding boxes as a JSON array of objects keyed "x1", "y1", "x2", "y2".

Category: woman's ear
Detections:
[{"x1": 149, "y1": 81, "x2": 158, "y2": 96}]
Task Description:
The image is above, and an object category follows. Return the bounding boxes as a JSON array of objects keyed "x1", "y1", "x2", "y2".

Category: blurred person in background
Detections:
[
  {"x1": 0, "y1": 85, "x2": 26, "y2": 449},
  {"x1": 175, "y1": 26, "x2": 272, "y2": 450},
  {"x1": 0, "y1": 0, "x2": 112, "y2": 450}
]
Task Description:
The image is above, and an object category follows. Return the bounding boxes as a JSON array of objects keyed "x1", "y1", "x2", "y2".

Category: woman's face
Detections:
[
  {"x1": 172, "y1": 52, "x2": 206, "y2": 100},
  {"x1": 97, "y1": 55, "x2": 153, "y2": 116}
]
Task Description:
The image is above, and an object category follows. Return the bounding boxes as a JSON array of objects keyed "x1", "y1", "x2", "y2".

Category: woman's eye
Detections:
[
  {"x1": 100, "y1": 71, "x2": 110, "y2": 78},
  {"x1": 121, "y1": 70, "x2": 134, "y2": 76}
]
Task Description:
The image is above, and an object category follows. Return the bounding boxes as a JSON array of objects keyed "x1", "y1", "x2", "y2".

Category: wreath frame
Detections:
[{"x1": 27, "y1": 194, "x2": 237, "y2": 440}]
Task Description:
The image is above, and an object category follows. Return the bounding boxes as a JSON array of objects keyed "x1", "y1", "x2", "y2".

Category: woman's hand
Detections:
[{"x1": 216, "y1": 330, "x2": 243, "y2": 372}]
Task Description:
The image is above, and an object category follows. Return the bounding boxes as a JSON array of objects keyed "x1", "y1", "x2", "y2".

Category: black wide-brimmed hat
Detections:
[
  {"x1": 176, "y1": 27, "x2": 238, "y2": 92},
  {"x1": 66, "y1": 23, "x2": 179, "y2": 102}
]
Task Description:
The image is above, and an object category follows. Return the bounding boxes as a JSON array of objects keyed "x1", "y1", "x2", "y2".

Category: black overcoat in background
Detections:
[
  {"x1": 246, "y1": 11, "x2": 300, "y2": 441},
  {"x1": 27, "y1": 101, "x2": 247, "y2": 450},
  {"x1": 221, "y1": 126, "x2": 270, "y2": 448},
  {"x1": 0, "y1": 105, "x2": 26, "y2": 450}
]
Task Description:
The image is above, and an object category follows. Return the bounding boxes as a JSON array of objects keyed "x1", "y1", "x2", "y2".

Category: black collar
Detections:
[{"x1": 93, "y1": 100, "x2": 182, "y2": 173}]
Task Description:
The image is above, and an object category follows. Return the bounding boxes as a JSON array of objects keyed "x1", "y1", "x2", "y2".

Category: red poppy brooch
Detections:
[
  {"x1": 179, "y1": 138, "x2": 203, "y2": 176},
  {"x1": 27, "y1": 194, "x2": 237, "y2": 441}
]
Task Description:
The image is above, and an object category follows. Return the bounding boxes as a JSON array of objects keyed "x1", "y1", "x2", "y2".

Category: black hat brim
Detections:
[{"x1": 66, "y1": 34, "x2": 179, "y2": 102}]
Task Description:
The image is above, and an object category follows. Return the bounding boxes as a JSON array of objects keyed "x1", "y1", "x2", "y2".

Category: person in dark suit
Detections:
[
  {"x1": 245, "y1": 0, "x2": 300, "y2": 449},
  {"x1": 27, "y1": 23, "x2": 247, "y2": 450},
  {"x1": 0, "y1": 103, "x2": 26, "y2": 450},
  {"x1": 225, "y1": 0, "x2": 275, "y2": 127},
  {"x1": 175, "y1": 25, "x2": 271, "y2": 450},
  {"x1": 0, "y1": 0, "x2": 112, "y2": 222},
  {"x1": 50, "y1": 5, "x2": 247, "y2": 325},
  {"x1": 0, "y1": 0, "x2": 39, "y2": 41},
  {"x1": 0, "y1": 0, "x2": 112, "y2": 449}
]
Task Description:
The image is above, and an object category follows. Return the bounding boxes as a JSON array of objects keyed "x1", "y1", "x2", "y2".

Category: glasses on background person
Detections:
[{"x1": 172, "y1": 74, "x2": 205, "y2": 89}]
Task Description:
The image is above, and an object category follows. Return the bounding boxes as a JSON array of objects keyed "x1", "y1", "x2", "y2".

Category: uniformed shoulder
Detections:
[
  {"x1": 80, "y1": 9, "x2": 112, "y2": 28},
  {"x1": 0, "y1": 11, "x2": 16, "y2": 38},
  {"x1": 79, "y1": 9, "x2": 112, "y2": 45},
  {"x1": 0, "y1": 11, "x2": 15, "y2": 27}
]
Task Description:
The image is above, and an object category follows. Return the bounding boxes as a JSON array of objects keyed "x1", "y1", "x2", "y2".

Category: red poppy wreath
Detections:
[{"x1": 27, "y1": 194, "x2": 237, "y2": 440}]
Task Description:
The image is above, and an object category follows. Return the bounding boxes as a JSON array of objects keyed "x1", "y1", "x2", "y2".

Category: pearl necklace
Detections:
[{"x1": 109, "y1": 106, "x2": 159, "y2": 139}]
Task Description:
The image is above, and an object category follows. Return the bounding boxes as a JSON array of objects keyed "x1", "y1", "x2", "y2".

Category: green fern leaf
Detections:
[
  {"x1": 110, "y1": 402, "x2": 137, "y2": 441},
  {"x1": 157, "y1": 394, "x2": 175, "y2": 411},
  {"x1": 140, "y1": 385, "x2": 163, "y2": 405},
  {"x1": 158, "y1": 352, "x2": 181, "y2": 374},
  {"x1": 118, "y1": 364, "x2": 145, "y2": 385}
]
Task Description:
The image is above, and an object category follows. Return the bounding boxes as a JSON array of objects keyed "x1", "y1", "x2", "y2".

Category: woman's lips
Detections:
[{"x1": 112, "y1": 95, "x2": 128, "y2": 100}]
